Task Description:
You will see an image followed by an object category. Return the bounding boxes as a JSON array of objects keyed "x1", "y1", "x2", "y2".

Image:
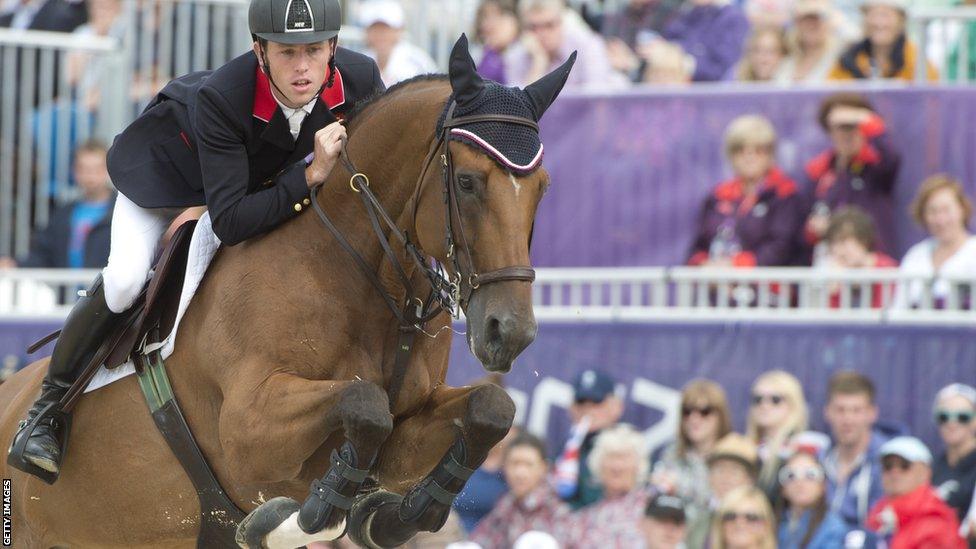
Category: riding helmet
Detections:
[{"x1": 248, "y1": 0, "x2": 341, "y2": 44}]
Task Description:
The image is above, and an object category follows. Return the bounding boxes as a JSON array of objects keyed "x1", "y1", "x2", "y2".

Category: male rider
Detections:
[{"x1": 8, "y1": 0, "x2": 385, "y2": 482}]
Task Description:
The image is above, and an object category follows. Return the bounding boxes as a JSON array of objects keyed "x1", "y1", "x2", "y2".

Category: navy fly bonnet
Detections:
[{"x1": 438, "y1": 35, "x2": 576, "y2": 176}]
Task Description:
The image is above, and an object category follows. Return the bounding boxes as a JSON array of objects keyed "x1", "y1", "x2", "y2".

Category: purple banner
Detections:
[
  {"x1": 4, "y1": 320, "x2": 974, "y2": 454},
  {"x1": 534, "y1": 85, "x2": 976, "y2": 266}
]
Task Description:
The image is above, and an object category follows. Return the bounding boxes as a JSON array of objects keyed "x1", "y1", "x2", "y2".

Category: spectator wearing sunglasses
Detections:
[
  {"x1": 746, "y1": 370, "x2": 809, "y2": 505},
  {"x1": 931, "y1": 384, "x2": 976, "y2": 526},
  {"x1": 822, "y1": 371, "x2": 889, "y2": 529},
  {"x1": 686, "y1": 433, "x2": 760, "y2": 548},
  {"x1": 866, "y1": 436, "x2": 967, "y2": 548},
  {"x1": 711, "y1": 486, "x2": 777, "y2": 549},
  {"x1": 651, "y1": 379, "x2": 733, "y2": 515},
  {"x1": 776, "y1": 443, "x2": 850, "y2": 549},
  {"x1": 554, "y1": 369, "x2": 624, "y2": 509}
]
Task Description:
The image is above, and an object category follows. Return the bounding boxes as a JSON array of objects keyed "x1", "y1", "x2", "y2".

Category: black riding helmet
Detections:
[{"x1": 249, "y1": 0, "x2": 341, "y2": 44}]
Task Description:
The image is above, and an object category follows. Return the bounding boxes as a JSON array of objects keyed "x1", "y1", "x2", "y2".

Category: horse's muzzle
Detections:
[{"x1": 465, "y1": 287, "x2": 537, "y2": 373}]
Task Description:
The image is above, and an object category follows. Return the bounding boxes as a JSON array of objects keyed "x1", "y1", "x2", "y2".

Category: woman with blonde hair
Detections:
[
  {"x1": 651, "y1": 379, "x2": 732, "y2": 512},
  {"x1": 711, "y1": 486, "x2": 777, "y2": 549},
  {"x1": 687, "y1": 114, "x2": 805, "y2": 268},
  {"x1": 746, "y1": 370, "x2": 809, "y2": 500}
]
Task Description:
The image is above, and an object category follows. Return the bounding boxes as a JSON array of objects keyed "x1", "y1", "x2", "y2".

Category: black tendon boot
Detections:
[
  {"x1": 298, "y1": 441, "x2": 373, "y2": 535},
  {"x1": 7, "y1": 275, "x2": 121, "y2": 483}
]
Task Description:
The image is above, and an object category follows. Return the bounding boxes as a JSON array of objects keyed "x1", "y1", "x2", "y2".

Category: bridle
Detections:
[{"x1": 308, "y1": 99, "x2": 537, "y2": 407}]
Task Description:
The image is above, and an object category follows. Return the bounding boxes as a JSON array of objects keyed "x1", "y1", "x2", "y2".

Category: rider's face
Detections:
[{"x1": 253, "y1": 40, "x2": 332, "y2": 108}]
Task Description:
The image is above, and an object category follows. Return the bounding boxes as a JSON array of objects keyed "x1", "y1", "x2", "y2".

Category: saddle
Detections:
[{"x1": 29, "y1": 219, "x2": 198, "y2": 412}]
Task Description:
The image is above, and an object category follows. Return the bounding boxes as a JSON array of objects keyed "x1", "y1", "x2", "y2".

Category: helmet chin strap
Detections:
[{"x1": 259, "y1": 39, "x2": 338, "y2": 109}]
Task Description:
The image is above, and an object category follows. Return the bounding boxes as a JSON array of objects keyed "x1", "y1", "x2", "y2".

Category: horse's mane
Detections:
[{"x1": 344, "y1": 73, "x2": 448, "y2": 122}]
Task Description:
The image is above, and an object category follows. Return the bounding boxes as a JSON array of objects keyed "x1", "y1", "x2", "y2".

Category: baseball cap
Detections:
[
  {"x1": 645, "y1": 494, "x2": 687, "y2": 523},
  {"x1": 358, "y1": 0, "x2": 405, "y2": 28},
  {"x1": 934, "y1": 383, "x2": 976, "y2": 409},
  {"x1": 879, "y1": 436, "x2": 932, "y2": 465},
  {"x1": 513, "y1": 531, "x2": 559, "y2": 549},
  {"x1": 572, "y1": 369, "x2": 616, "y2": 403},
  {"x1": 782, "y1": 431, "x2": 831, "y2": 460}
]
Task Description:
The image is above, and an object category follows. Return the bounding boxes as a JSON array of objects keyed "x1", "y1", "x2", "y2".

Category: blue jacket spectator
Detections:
[
  {"x1": 660, "y1": 0, "x2": 750, "y2": 81},
  {"x1": 1, "y1": 140, "x2": 114, "y2": 270},
  {"x1": 0, "y1": 0, "x2": 87, "y2": 32},
  {"x1": 821, "y1": 371, "x2": 894, "y2": 528}
]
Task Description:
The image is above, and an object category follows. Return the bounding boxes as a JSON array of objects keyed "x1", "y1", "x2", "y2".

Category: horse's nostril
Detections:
[{"x1": 486, "y1": 316, "x2": 503, "y2": 345}]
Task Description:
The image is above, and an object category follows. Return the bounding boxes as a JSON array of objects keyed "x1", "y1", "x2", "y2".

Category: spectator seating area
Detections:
[{"x1": 2, "y1": 0, "x2": 976, "y2": 548}]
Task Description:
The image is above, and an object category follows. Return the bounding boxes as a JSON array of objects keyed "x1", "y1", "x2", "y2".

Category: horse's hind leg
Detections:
[{"x1": 348, "y1": 383, "x2": 515, "y2": 548}]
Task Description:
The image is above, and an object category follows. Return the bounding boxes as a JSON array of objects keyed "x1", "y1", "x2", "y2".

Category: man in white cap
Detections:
[
  {"x1": 359, "y1": 0, "x2": 437, "y2": 86},
  {"x1": 865, "y1": 436, "x2": 966, "y2": 548}
]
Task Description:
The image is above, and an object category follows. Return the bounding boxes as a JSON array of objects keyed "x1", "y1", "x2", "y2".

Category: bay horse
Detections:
[{"x1": 0, "y1": 36, "x2": 574, "y2": 548}]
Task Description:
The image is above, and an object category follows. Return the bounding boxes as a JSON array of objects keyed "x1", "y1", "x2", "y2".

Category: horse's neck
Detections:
[{"x1": 278, "y1": 82, "x2": 448, "y2": 301}]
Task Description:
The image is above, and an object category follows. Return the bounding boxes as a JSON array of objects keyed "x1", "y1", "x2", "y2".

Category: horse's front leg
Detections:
[
  {"x1": 224, "y1": 375, "x2": 393, "y2": 549},
  {"x1": 348, "y1": 382, "x2": 515, "y2": 548}
]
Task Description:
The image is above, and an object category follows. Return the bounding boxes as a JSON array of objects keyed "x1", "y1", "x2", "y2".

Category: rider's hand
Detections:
[{"x1": 305, "y1": 120, "x2": 346, "y2": 188}]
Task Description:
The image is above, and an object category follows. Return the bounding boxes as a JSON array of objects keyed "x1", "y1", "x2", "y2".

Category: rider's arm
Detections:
[{"x1": 195, "y1": 84, "x2": 311, "y2": 246}]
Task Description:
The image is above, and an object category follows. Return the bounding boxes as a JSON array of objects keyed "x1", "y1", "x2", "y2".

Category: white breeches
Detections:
[{"x1": 101, "y1": 194, "x2": 182, "y2": 313}]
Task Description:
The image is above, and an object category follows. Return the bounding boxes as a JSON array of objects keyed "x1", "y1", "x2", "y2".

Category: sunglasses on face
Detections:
[
  {"x1": 778, "y1": 465, "x2": 824, "y2": 485},
  {"x1": 682, "y1": 405, "x2": 714, "y2": 418},
  {"x1": 721, "y1": 511, "x2": 765, "y2": 524},
  {"x1": 936, "y1": 410, "x2": 974, "y2": 425},
  {"x1": 881, "y1": 456, "x2": 912, "y2": 472},
  {"x1": 751, "y1": 393, "x2": 784, "y2": 406}
]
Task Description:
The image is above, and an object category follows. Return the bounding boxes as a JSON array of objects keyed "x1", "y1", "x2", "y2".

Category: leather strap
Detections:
[
  {"x1": 421, "y1": 479, "x2": 458, "y2": 506},
  {"x1": 331, "y1": 449, "x2": 370, "y2": 483},
  {"x1": 309, "y1": 478, "x2": 355, "y2": 511},
  {"x1": 443, "y1": 454, "x2": 475, "y2": 482}
]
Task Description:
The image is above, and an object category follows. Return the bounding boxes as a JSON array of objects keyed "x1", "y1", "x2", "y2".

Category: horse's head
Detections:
[{"x1": 413, "y1": 36, "x2": 575, "y2": 373}]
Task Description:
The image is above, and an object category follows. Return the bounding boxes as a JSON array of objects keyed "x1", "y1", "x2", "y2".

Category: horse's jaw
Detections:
[{"x1": 463, "y1": 284, "x2": 537, "y2": 373}]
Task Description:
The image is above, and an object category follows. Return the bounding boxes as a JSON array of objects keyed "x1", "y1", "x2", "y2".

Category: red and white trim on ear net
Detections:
[{"x1": 451, "y1": 128, "x2": 544, "y2": 174}]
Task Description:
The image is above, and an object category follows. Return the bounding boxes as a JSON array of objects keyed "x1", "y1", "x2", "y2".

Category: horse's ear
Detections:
[
  {"x1": 448, "y1": 34, "x2": 484, "y2": 106},
  {"x1": 523, "y1": 51, "x2": 577, "y2": 120}
]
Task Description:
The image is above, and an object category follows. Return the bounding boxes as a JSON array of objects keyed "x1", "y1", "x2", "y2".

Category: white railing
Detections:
[
  {"x1": 3, "y1": 267, "x2": 975, "y2": 325},
  {"x1": 912, "y1": 6, "x2": 976, "y2": 82}
]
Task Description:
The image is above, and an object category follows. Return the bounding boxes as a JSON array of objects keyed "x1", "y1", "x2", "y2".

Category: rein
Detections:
[{"x1": 307, "y1": 100, "x2": 537, "y2": 408}]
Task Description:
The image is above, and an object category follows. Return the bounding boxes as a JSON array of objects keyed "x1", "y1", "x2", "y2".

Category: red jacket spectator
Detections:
[
  {"x1": 688, "y1": 168, "x2": 805, "y2": 267},
  {"x1": 866, "y1": 483, "x2": 967, "y2": 549},
  {"x1": 828, "y1": 253, "x2": 898, "y2": 309},
  {"x1": 801, "y1": 108, "x2": 901, "y2": 255}
]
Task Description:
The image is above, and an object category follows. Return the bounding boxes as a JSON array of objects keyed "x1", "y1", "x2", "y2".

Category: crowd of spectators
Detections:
[{"x1": 357, "y1": 370, "x2": 976, "y2": 549}]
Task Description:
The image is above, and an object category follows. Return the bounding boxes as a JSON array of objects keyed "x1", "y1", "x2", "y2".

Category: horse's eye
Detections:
[{"x1": 457, "y1": 175, "x2": 475, "y2": 192}]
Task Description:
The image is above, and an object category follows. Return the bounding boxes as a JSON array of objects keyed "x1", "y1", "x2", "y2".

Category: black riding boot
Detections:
[{"x1": 7, "y1": 275, "x2": 121, "y2": 483}]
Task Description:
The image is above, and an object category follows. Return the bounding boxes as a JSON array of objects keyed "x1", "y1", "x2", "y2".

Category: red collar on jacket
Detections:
[
  {"x1": 805, "y1": 143, "x2": 882, "y2": 181},
  {"x1": 713, "y1": 167, "x2": 797, "y2": 202},
  {"x1": 252, "y1": 65, "x2": 345, "y2": 122}
]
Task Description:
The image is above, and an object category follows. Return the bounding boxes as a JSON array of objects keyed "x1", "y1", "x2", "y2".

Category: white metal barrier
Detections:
[
  {"x1": 913, "y1": 6, "x2": 976, "y2": 82},
  {"x1": 3, "y1": 267, "x2": 975, "y2": 325}
]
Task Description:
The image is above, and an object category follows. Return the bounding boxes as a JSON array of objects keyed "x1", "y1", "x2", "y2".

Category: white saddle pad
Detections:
[{"x1": 85, "y1": 212, "x2": 221, "y2": 393}]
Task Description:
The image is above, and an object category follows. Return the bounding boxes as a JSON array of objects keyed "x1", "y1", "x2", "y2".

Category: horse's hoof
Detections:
[
  {"x1": 235, "y1": 497, "x2": 299, "y2": 549},
  {"x1": 347, "y1": 490, "x2": 403, "y2": 549}
]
